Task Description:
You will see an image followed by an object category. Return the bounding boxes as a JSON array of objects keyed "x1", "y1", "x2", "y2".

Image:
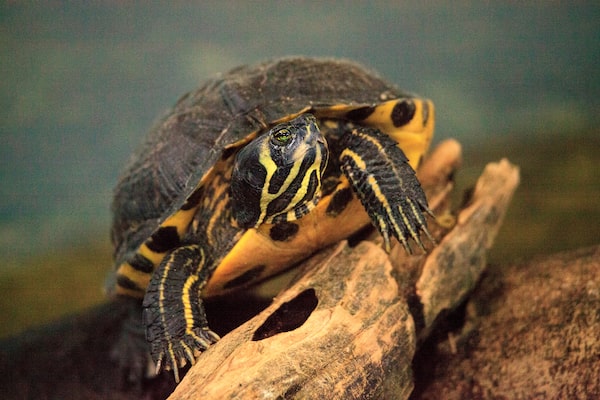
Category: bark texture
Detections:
[{"x1": 414, "y1": 244, "x2": 600, "y2": 400}]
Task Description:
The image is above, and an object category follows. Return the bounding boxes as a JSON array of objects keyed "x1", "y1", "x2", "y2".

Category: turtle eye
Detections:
[{"x1": 271, "y1": 127, "x2": 293, "y2": 146}]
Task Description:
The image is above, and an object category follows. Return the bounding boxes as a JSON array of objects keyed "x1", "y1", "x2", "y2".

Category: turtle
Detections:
[{"x1": 109, "y1": 57, "x2": 435, "y2": 383}]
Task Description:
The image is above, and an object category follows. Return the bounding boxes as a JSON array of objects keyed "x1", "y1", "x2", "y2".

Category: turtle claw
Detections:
[
  {"x1": 153, "y1": 328, "x2": 220, "y2": 383},
  {"x1": 377, "y1": 195, "x2": 434, "y2": 254}
]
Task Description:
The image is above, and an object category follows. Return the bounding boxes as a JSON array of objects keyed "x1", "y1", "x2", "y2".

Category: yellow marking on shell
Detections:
[
  {"x1": 315, "y1": 104, "x2": 353, "y2": 115},
  {"x1": 128, "y1": 197, "x2": 202, "y2": 277},
  {"x1": 256, "y1": 123, "x2": 325, "y2": 225},
  {"x1": 272, "y1": 105, "x2": 369, "y2": 125},
  {"x1": 314, "y1": 106, "x2": 366, "y2": 123},
  {"x1": 321, "y1": 119, "x2": 342, "y2": 130},
  {"x1": 163, "y1": 207, "x2": 199, "y2": 237},
  {"x1": 122, "y1": 164, "x2": 220, "y2": 291},
  {"x1": 115, "y1": 262, "x2": 152, "y2": 295},
  {"x1": 139, "y1": 243, "x2": 165, "y2": 266},
  {"x1": 270, "y1": 108, "x2": 311, "y2": 125},
  {"x1": 362, "y1": 99, "x2": 435, "y2": 169}
]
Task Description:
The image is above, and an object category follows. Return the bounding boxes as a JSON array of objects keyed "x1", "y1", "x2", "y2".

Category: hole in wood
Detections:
[{"x1": 252, "y1": 288, "x2": 318, "y2": 341}]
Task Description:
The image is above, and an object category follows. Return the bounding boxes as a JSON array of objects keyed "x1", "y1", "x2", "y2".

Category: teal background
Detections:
[
  {"x1": 2, "y1": 2, "x2": 598, "y2": 257},
  {"x1": 1, "y1": 2, "x2": 598, "y2": 336}
]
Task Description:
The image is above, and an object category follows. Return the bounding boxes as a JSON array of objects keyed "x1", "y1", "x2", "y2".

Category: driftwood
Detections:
[
  {"x1": 0, "y1": 139, "x2": 535, "y2": 399},
  {"x1": 169, "y1": 139, "x2": 521, "y2": 399},
  {"x1": 415, "y1": 156, "x2": 521, "y2": 338},
  {"x1": 171, "y1": 241, "x2": 416, "y2": 399}
]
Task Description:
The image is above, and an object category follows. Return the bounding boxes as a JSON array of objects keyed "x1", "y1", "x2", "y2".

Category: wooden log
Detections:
[
  {"x1": 0, "y1": 139, "x2": 527, "y2": 399},
  {"x1": 415, "y1": 158, "x2": 520, "y2": 337},
  {"x1": 171, "y1": 141, "x2": 521, "y2": 398},
  {"x1": 170, "y1": 241, "x2": 416, "y2": 399}
]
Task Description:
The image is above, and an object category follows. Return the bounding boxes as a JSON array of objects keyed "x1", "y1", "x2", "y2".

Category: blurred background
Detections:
[{"x1": 1, "y1": 2, "x2": 598, "y2": 337}]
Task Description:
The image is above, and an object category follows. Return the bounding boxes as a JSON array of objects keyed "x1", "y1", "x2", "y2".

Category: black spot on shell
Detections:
[
  {"x1": 346, "y1": 105, "x2": 376, "y2": 121},
  {"x1": 326, "y1": 187, "x2": 354, "y2": 216},
  {"x1": 129, "y1": 253, "x2": 155, "y2": 273},
  {"x1": 181, "y1": 186, "x2": 204, "y2": 210},
  {"x1": 252, "y1": 288, "x2": 318, "y2": 341},
  {"x1": 116, "y1": 274, "x2": 144, "y2": 292},
  {"x1": 221, "y1": 145, "x2": 238, "y2": 161},
  {"x1": 269, "y1": 222, "x2": 300, "y2": 241},
  {"x1": 146, "y1": 226, "x2": 181, "y2": 253},
  {"x1": 391, "y1": 100, "x2": 416, "y2": 127},
  {"x1": 223, "y1": 264, "x2": 266, "y2": 290}
]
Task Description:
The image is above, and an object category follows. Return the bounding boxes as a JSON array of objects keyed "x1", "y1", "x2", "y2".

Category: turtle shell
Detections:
[{"x1": 111, "y1": 57, "x2": 416, "y2": 265}]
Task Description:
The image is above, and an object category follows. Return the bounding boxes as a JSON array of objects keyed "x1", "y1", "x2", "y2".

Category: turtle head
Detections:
[{"x1": 231, "y1": 114, "x2": 329, "y2": 229}]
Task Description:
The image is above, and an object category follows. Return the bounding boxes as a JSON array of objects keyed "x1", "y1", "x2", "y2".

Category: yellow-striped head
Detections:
[{"x1": 231, "y1": 114, "x2": 329, "y2": 229}]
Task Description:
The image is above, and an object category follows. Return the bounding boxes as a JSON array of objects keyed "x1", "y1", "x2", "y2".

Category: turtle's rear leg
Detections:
[
  {"x1": 110, "y1": 296, "x2": 156, "y2": 385},
  {"x1": 142, "y1": 244, "x2": 220, "y2": 383}
]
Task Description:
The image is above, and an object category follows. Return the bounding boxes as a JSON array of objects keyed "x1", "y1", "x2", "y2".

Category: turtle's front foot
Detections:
[
  {"x1": 144, "y1": 318, "x2": 220, "y2": 382},
  {"x1": 340, "y1": 126, "x2": 435, "y2": 253},
  {"x1": 142, "y1": 244, "x2": 220, "y2": 382},
  {"x1": 371, "y1": 192, "x2": 435, "y2": 253}
]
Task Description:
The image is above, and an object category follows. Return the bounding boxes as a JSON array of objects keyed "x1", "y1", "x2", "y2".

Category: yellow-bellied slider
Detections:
[{"x1": 109, "y1": 57, "x2": 435, "y2": 383}]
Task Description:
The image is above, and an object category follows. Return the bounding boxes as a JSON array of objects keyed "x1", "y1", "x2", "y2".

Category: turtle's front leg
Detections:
[
  {"x1": 339, "y1": 127, "x2": 435, "y2": 253},
  {"x1": 142, "y1": 244, "x2": 220, "y2": 382}
]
